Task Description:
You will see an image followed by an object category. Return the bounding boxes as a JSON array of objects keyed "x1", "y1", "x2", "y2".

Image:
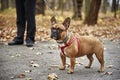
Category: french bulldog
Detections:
[{"x1": 50, "y1": 16, "x2": 104, "y2": 74}]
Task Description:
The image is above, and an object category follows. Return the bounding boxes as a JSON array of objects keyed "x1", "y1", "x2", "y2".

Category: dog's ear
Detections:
[
  {"x1": 50, "y1": 16, "x2": 57, "y2": 25},
  {"x1": 62, "y1": 17, "x2": 70, "y2": 30}
]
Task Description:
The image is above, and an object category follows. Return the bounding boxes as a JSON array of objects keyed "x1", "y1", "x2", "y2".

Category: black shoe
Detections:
[
  {"x1": 8, "y1": 37, "x2": 23, "y2": 45},
  {"x1": 26, "y1": 38, "x2": 34, "y2": 47}
]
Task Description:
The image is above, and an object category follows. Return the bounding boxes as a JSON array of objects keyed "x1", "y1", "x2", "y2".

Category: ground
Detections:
[{"x1": 0, "y1": 40, "x2": 120, "y2": 80}]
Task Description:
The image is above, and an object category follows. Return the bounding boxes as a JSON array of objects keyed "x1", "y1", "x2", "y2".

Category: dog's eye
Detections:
[
  {"x1": 58, "y1": 28, "x2": 63, "y2": 33},
  {"x1": 51, "y1": 27, "x2": 55, "y2": 29}
]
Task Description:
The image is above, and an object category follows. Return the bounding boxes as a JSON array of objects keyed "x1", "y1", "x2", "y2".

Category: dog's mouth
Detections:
[
  {"x1": 51, "y1": 36, "x2": 57, "y2": 40},
  {"x1": 51, "y1": 28, "x2": 62, "y2": 40}
]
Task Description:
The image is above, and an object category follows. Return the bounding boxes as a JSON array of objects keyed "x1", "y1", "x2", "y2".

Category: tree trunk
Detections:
[
  {"x1": 84, "y1": 0, "x2": 101, "y2": 25},
  {"x1": 8, "y1": 0, "x2": 15, "y2": 8},
  {"x1": 1, "y1": 0, "x2": 9, "y2": 11},
  {"x1": 50, "y1": 0, "x2": 55, "y2": 10},
  {"x1": 72, "y1": 0, "x2": 78, "y2": 19},
  {"x1": 58, "y1": 0, "x2": 64, "y2": 10},
  {"x1": 111, "y1": 0, "x2": 116, "y2": 12},
  {"x1": 36, "y1": 0, "x2": 45, "y2": 15},
  {"x1": 84, "y1": 0, "x2": 91, "y2": 19},
  {"x1": 101, "y1": 0, "x2": 108, "y2": 14},
  {"x1": 111, "y1": 0, "x2": 119, "y2": 18},
  {"x1": 72, "y1": 0, "x2": 83, "y2": 20}
]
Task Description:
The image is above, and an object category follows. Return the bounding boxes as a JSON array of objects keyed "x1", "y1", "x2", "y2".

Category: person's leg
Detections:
[
  {"x1": 8, "y1": 0, "x2": 26, "y2": 45},
  {"x1": 16, "y1": 0, "x2": 26, "y2": 40},
  {"x1": 25, "y1": 0, "x2": 36, "y2": 47}
]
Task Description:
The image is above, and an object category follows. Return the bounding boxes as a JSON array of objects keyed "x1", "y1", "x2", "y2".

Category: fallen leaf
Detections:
[
  {"x1": 107, "y1": 65, "x2": 113, "y2": 68},
  {"x1": 29, "y1": 47, "x2": 34, "y2": 50},
  {"x1": 66, "y1": 64, "x2": 70, "y2": 68},
  {"x1": 48, "y1": 52, "x2": 54, "y2": 54},
  {"x1": 25, "y1": 70, "x2": 32, "y2": 73},
  {"x1": 30, "y1": 63, "x2": 39, "y2": 67},
  {"x1": 51, "y1": 65, "x2": 59, "y2": 68},
  {"x1": 105, "y1": 72, "x2": 112, "y2": 75},
  {"x1": 17, "y1": 74, "x2": 26, "y2": 78},
  {"x1": 25, "y1": 78, "x2": 32, "y2": 80},
  {"x1": 48, "y1": 73, "x2": 58, "y2": 80},
  {"x1": 10, "y1": 76, "x2": 14, "y2": 79},
  {"x1": 48, "y1": 67, "x2": 51, "y2": 70},
  {"x1": 15, "y1": 54, "x2": 21, "y2": 57},
  {"x1": 4, "y1": 42, "x2": 8, "y2": 45},
  {"x1": 36, "y1": 52, "x2": 43, "y2": 55},
  {"x1": 104, "y1": 48, "x2": 107, "y2": 50},
  {"x1": 10, "y1": 55, "x2": 15, "y2": 58},
  {"x1": 30, "y1": 61, "x2": 34, "y2": 64}
]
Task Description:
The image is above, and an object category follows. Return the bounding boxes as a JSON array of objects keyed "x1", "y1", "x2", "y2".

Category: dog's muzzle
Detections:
[{"x1": 51, "y1": 28, "x2": 62, "y2": 40}]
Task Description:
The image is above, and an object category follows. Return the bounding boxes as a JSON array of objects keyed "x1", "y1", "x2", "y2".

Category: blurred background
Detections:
[{"x1": 0, "y1": 0, "x2": 120, "y2": 42}]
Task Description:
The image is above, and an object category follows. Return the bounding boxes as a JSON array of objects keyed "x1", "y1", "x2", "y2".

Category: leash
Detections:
[{"x1": 44, "y1": 0, "x2": 57, "y2": 16}]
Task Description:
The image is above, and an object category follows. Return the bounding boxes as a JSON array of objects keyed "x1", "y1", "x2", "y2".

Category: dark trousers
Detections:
[{"x1": 15, "y1": 0, "x2": 36, "y2": 42}]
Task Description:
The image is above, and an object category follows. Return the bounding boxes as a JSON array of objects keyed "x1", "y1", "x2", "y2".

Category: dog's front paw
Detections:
[
  {"x1": 85, "y1": 66, "x2": 91, "y2": 68},
  {"x1": 67, "y1": 69, "x2": 74, "y2": 74},
  {"x1": 59, "y1": 66, "x2": 65, "y2": 70},
  {"x1": 98, "y1": 69, "x2": 104, "y2": 73}
]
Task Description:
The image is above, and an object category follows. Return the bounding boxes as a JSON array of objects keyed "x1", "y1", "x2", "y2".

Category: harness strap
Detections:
[{"x1": 58, "y1": 36, "x2": 80, "y2": 56}]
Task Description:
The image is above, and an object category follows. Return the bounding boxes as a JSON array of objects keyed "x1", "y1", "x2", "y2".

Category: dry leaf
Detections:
[
  {"x1": 30, "y1": 63, "x2": 39, "y2": 67},
  {"x1": 11, "y1": 55, "x2": 15, "y2": 58},
  {"x1": 105, "y1": 72, "x2": 112, "y2": 75},
  {"x1": 107, "y1": 65, "x2": 113, "y2": 68},
  {"x1": 25, "y1": 70, "x2": 32, "y2": 73},
  {"x1": 30, "y1": 61, "x2": 34, "y2": 64},
  {"x1": 48, "y1": 73, "x2": 58, "y2": 80},
  {"x1": 51, "y1": 65, "x2": 59, "y2": 68},
  {"x1": 48, "y1": 52, "x2": 54, "y2": 54},
  {"x1": 15, "y1": 54, "x2": 21, "y2": 57},
  {"x1": 75, "y1": 61, "x2": 79, "y2": 64},
  {"x1": 29, "y1": 47, "x2": 34, "y2": 50},
  {"x1": 17, "y1": 74, "x2": 26, "y2": 78},
  {"x1": 104, "y1": 48, "x2": 107, "y2": 50},
  {"x1": 66, "y1": 64, "x2": 70, "y2": 68},
  {"x1": 10, "y1": 76, "x2": 14, "y2": 79},
  {"x1": 25, "y1": 78, "x2": 32, "y2": 80},
  {"x1": 36, "y1": 52, "x2": 43, "y2": 55}
]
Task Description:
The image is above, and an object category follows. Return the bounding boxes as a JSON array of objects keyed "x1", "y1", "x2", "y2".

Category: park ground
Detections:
[{"x1": 0, "y1": 40, "x2": 120, "y2": 80}]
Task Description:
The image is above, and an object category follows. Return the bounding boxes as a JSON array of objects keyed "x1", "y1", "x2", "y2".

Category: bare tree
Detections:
[
  {"x1": 8, "y1": 0, "x2": 15, "y2": 8},
  {"x1": 1, "y1": 0, "x2": 9, "y2": 11},
  {"x1": 111, "y1": 0, "x2": 119, "y2": 18},
  {"x1": 84, "y1": 0, "x2": 91, "y2": 19},
  {"x1": 101, "y1": 0, "x2": 108, "y2": 14},
  {"x1": 36, "y1": 0, "x2": 45, "y2": 15},
  {"x1": 84, "y1": 0, "x2": 101, "y2": 25},
  {"x1": 72, "y1": 0, "x2": 83, "y2": 20}
]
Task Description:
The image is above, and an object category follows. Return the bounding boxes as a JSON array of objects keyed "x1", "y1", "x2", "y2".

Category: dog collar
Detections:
[
  {"x1": 57, "y1": 35, "x2": 69, "y2": 44},
  {"x1": 58, "y1": 36, "x2": 80, "y2": 56}
]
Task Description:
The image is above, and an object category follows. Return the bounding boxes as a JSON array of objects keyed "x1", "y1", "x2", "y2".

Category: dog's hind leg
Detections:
[
  {"x1": 95, "y1": 49, "x2": 104, "y2": 72},
  {"x1": 85, "y1": 53, "x2": 94, "y2": 68}
]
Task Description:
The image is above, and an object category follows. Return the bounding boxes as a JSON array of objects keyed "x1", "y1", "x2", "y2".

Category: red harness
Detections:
[{"x1": 58, "y1": 36, "x2": 80, "y2": 56}]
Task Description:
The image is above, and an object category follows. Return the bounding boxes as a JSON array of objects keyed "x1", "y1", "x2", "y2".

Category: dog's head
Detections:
[{"x1": 50, "y1": 16, "x2": 70, "y2": 41}]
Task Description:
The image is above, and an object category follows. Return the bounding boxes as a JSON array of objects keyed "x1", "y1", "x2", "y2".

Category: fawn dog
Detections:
[{"x1": 50, "y1": 16, "x2": 104, "y2": 74}]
